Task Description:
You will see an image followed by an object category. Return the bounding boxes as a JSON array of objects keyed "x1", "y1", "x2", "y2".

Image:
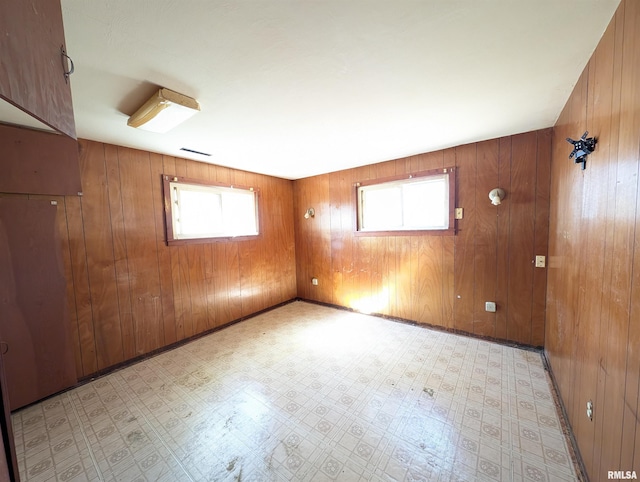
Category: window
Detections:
[
  {"x1": 356, "y1": 167, "x2": 455, "y2": 235},
  {"x1": 163, "y1": 175, "x2": 259, "y2": 245}
]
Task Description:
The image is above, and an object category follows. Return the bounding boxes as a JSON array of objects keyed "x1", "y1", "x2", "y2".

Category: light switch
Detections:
[
  {"x1": 485, "y1": 302, "x2": 496, "y2": 312},
  {"x1": 311, "y1": 278, "x2": 318, "y2": 286},
  {"x1": 535, "y1": 256, "x2": 546, "y2": 268}
]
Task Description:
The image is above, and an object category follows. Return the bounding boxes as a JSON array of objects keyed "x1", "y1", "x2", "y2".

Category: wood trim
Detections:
[
  {"x1": 354, "y1": 228, "x2": 455, "y2": 237},
  {"x1": 353, "y1": 166, "x2": 457, "y2": 236},
  {"x1": 355, "y1": 166, "x2": 456, "y2": 187},
  {"x1": 161, "y1": 174, "x2": 263, "y2": 246},
  {"x1": 299, "y1": 297, "x2": 544, "y2": 350}
]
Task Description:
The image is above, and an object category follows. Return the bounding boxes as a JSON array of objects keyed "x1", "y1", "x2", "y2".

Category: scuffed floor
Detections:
[{"x1": 12, "y1": 301, "x2": 578, "y2": 481}]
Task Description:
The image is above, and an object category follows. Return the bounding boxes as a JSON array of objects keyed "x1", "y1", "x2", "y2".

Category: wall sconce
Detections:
[
  {"x1": 304, "y1": 208, "x2": 315, "y2": 219},
  {"x1": 488, "y1": 188, "x2": 505, "y2": 206},
  {"x1": 566, "y1": 131, "x2": 597, "y2": 170},
  {"x1": 128, "y1": 88, "x2": 200, "y2": 133}
]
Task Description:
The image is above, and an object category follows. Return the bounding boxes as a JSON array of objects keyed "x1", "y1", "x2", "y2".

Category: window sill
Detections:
[{"x1": 354, "y1": 227, "x2": 456, "y2": 237}]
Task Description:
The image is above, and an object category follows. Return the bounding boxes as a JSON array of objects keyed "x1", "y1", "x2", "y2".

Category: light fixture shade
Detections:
[
  {"x1": 127, "y1": 88, "x2": 200, "y2": 133},
  {"x1": 489, "y1": 188, "x2": 505, "y2": 205}
]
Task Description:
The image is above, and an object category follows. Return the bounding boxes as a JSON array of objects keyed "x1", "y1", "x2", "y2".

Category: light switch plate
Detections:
[
  {"x1": 485, "y1": 301, "x2": 496, "y2": 312},
  {"x1": 455, "y1": 208, "x2": 464, "y2": 220},
  {"x1": 535, "y1": 255, "x2": 546, "y2": 268}
]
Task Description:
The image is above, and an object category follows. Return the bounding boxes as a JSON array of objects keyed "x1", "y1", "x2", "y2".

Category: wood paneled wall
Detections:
[
  {"x1": 546, "y1": 1, "x2": 640, "y2": 479},
  {"x1": 293, "y1": 130, "x2": 551, "y2": 346},
  {"x1": 7, "y1": 140, "x2": 297, "y2": 379}
]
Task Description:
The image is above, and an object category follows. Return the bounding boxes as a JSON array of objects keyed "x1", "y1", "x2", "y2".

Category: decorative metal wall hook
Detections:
[
  {"x1": 61, "y1": 45, "x2": 75, "y2": 84},
  {"x1": 566, "y1": 131, "x2": 596, "y2": 170}
]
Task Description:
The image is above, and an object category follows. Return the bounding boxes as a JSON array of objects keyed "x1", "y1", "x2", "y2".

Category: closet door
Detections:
[
  {"x1": 0, "y1": 197, "x2": 76, "y2": 410},
  {"x1": 0, "y1": 354, "x2": 18, "y2": 481}
]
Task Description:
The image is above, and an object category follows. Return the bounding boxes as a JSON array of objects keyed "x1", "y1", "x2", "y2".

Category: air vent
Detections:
[{"x1": 180, "y1": 147, "x2": 211, "y2": 156}]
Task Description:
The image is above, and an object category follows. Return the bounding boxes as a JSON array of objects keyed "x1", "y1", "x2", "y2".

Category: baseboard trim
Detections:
[
  {"x1": 541, "y1": 350, "x2": 590, "y2": 482},
  {"x1": 13, "y1": 298, "x2": 298, "y2": 413},
  {"x1": 296, "y1": 297, "x2": 543, "y2": 352}
]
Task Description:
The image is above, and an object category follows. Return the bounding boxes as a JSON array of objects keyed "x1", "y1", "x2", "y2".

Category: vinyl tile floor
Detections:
[{"x1": 12, "y1": 301, "x2": 578, "y2": 482}]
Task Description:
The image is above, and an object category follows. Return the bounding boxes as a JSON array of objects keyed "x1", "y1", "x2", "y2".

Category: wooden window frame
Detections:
[
  {"x1": 162, "y1": 175, "x2": 262, "y2": 246},
  {"x1": 354, "y1": 167, "x2": 457, "y2": 236}
]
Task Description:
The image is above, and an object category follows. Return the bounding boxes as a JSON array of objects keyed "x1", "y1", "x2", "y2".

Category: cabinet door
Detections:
[
  {"x1": 0, "y1": 124, "x2": 81, "y2": 196},
  {"x1": 0, "y1": 198, "x2": 77, "y2": 410},
  {"x1": 0, "y1": 0, "x2": 76, "y2": 138}
]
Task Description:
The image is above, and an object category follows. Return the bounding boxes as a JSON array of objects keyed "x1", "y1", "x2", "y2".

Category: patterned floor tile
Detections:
[{"x1": 12, "y1": 302, "x2": 578, "y2": 481}]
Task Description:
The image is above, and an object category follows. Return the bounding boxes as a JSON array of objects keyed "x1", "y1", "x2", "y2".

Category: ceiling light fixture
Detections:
[{"x1": 127, "y1": 88, "x2": 200, "y2": 133}]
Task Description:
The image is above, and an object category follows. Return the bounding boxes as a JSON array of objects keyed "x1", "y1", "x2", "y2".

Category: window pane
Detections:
[
  {"x1": 362, "y1": 186, "x2": 402, "y2": 230},
  {"x1": 222, "y1": 191, "x2": 258, "y2": 235},
  {"x1": 168, "y1": 179, "x2": 259, "y2": 242},
  {"x1": 357, "y1": 170, "x2": 452, "y2": 233},
  {"x1": 403, "y1": 178, "x2": 447, "y2": 228},
  {"x1": 177, "y1": 189, "x2": 222, "y2": 236}
]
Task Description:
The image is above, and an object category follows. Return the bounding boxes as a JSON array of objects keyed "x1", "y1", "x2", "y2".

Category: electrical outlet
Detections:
[
  {"x1": 586, "y1": 400, "x2": 593, "y2": 421},
  {"x1": 535, "y1": 255, "x2": 546, "y2": 268}
]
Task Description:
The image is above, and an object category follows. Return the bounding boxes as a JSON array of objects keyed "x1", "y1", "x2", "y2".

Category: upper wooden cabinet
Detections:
[
  {"x1": 0, "y1": 124, "x2": 82, "y2": 196},
  {"x1": 0, "y1": 0, "x2": 76, "y2": 138}
]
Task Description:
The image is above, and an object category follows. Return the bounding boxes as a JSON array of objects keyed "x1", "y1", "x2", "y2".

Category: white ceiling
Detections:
[{"x1": 58, "y1": 0, "x2": 619, "y2": 180}]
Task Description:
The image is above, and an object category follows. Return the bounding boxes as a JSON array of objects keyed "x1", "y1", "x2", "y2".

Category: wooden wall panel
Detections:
[
  {"x1": 150, "y1": 153, "x2": 177, "y2": 345},
  {"x1": 506, "y1": 132, "x2": 537, "y2": 344},
  {"x1": 23, "y1": 140, "x2": 298, "y2": 379},
  {"x1": 473, "y1": 140, "x2": 499, "y2": 337},
  {"x1": 495, "y1": 138, "x2": 512, "y2": 340},
  {"x1": 104, "y1": 144, "x2": 136, "y2": 362},
  {"x1": 546, "y1": 1, "x2": 640, "y2": 480},
  {"x1": 65, "y1": 195, "x2": 98, "y2": 375},
  {"x1": 119, "y1": 148, "x2": 164, "y2": 356},
  {"x1": 293, "y1": 130, "x2": 552, "y2": 345},
  {"x1": 531, "y1": 130, "x2": 551, "y2": 347},
  {"x1": 78, "y1": 142, "x2": 124, "y2": 369},
  {"x1": 454, "y1": 143, "x2": 477, "y2": 335}
]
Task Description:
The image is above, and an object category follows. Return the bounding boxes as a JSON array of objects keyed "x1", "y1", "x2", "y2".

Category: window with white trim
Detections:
[
  {"x1": 163, "y1": 176, "x2": 259, "y2": 244},
  {"x1": 356, "y1": 168, "x2": 455, "y2": 234}
]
